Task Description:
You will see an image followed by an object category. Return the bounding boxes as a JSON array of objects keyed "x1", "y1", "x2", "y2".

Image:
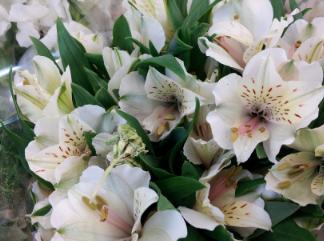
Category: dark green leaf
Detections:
[
  {"x1": 132, "y1": 55, "x2": 186, "y2": 80},
  {"x1": 250, "y1": 200, "x2": 300, "y2": 239},
  {"x1": 181, "y1": 161, "x2": 202, "y2": 180},
  {"x1": 158, "y1": 195, "x2": 175, "y2": 211},
  {"x1": 112, "y1": 15, "x2": 134, "y2": 53},
  {"x1": 256, "y1": 144, "x2": 267, "y2": 159},
  {"x1": 85, "y1": 67, "x2": 107, "y2": 92},
  {"x1": 95, "y1": 88, "x2": 116, "y2": 109},
  {"x1": 253, "y1": 219, "x2": 316, "y2": 241},
  {"x1": 71, "y1": 83, "x2": 101, "y2": 107},
  {"x1": 116, "y1": 110, "x2": 154, "y2": 155},
  {"x1": 85, "y1": 53, "x2": 109, "y2": 79},
  {"x1": 204, "y1": 226, "x2": 232, "y2": 241},
  {"x1": 156, "y1": 176, "x2": 204, "y2": 206},
  {"x1": 180, "y1": 225, "x2": 208, "y2": 241},
  {"x1": 184, "y1": 0, "x2": 219, "y2": 27},
  {"x1": 32, "y1": 204, "x2": 52, "y2": 217},
  {"x1": 83, "y1": 131, "x2": 97, "y2": 155},
  {"x1": 57, "y1": 19, "x2": 92, "y2": 91},
  {"x1": 271, "y1": 0, "x2": 285, "y2": 19},
  {"x1": 166, "y1": 0, "x2": 185, "y2": 30},
  {"x1": 138, "y1": 154, "x2": 174, "y2": 179},
  {"x1": 235, "y1": 178, "x2": 265, "y2": 197},
  {"x1": 168, "y1": 127, "x2": 188, "y2": 173},
  {"x1": 31, "y1": 37, "x2": 62, "y2": 73}
]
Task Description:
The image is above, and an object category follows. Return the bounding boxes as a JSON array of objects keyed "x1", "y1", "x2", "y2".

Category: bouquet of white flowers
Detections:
[{"x1": 1, "y1": 0, "x2": 324, "y2": 240}]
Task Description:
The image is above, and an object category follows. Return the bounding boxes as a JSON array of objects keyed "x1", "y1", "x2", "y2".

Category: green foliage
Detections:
[
  {"x1": 112, "y1": 15, "x2": 134, "y2": 53},
  {"x1": 57, "y1": 19, "x2": 93, "y2": 92},
  {"x1": 235, "y1": 178, "x2": 265, "y2": 197}
]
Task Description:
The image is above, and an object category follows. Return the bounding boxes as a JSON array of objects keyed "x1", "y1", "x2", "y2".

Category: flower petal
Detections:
[
  {"x1": 222, "y1": 200, "x2": 271, "y2": 230},
  {"x1": 179, "y1": 207, "x2": 220, "y2": 231},
  {"x1": 138, "y1": 210, "x2": 187, "y2": 241}
]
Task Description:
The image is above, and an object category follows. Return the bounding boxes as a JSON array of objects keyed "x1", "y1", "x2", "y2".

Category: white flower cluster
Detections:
[{"x1": 7, "y1": 0, "x2": 324, "y2": 240}]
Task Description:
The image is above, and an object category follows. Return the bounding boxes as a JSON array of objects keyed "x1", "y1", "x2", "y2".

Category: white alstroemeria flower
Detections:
[
  {"x1": 92, "y1": 109, "x2": 127, "y2": 158},
  {"x1": 266, "y1": 125, "x2": 324, "y2": 206},
  {"x1": 103, "y1": 47, "x2": 137, "y2": 99},
  {"x1": 42, "y1": 21, "x2": 104, "y2": 54},
  {"x1": 25, "y1": 105, "x2": 106, "y2": 186},
  {"x1": 119, "y1": 66, "x2": 215, "y2": 141},
  {"x1": 126, "y1": 0, "x2": 172, "y2": 39},
  {"x1": 124, "y1": 5, "x2": 166, "y2": 52},
  {"x1": 14, "y1": 56, "x2": 74, "y2": 123},
  {"x1": 280, "y1": 17, "x2": 324, "y2": 67},
  {"x1": 207, "y1": 48, "x2": 324, "y2": 163},
  {"x1": 285, "y1": 0, "x2": 324, "y2": 21},
  {"x1": 9, "y1": 1, "x2": 71, "y2": 47},
  {"x1": 180, "y1": 161, "x2": 271, "y2": 236},
  {"x1": 51, "y1": 164, "x2": 187, "y2": 241},
  {"x1": 184, "y1": 106, "x2": 223, "y2": 168},
  {"x1": 199, "y1": 0, "x2": 295, "y2": 70},
  {"x1": 0, "y1": 5, "x2": 10, "y2": 37}
]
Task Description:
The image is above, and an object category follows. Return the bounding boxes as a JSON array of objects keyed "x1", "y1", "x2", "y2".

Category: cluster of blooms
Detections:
[
  {"x1": 0, "y1": 0, "x2": 122, "y2": 50},
  {"x1": 6, "y1": 0, "x2": 324, "y2": 240}
]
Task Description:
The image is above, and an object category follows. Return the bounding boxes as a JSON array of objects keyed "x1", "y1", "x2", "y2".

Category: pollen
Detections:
[
  {"x1": 277, "y1": 180, "x2": 292, "y2": 189},
  {"x1": 231, "y1": 128, "x2": 239, "y2": 142},
  {"x1": 276, "y1": 162, "x2": 290, "y2": 171}
]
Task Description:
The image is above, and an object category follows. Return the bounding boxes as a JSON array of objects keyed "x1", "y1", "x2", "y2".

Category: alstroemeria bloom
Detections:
[
  {"x1": 199, "y1": 0, "x2": 294, "y2": 70},
  {"x1": 180, "y1": 160, "x2": 271, "y2": 236},
  {"x1": 8, "y1": 1, "x2": 71, "y2": 47},
  {"x1": 51, "y1": 164, "x2": 187, "y2": 241},
  {"x1": 14, "y1": 56, "x2": 74, "y2": 123},
  {"x1": 207, "y1": 48, "x2": 324, "y2": 163},
  {"x1": 184, "y1": 106, "x2": 223, "y2": 168},
  {"x1": 265, "y1": 125, "x2": 324, "y2": 206},
  {"x1": 103, "y1": 46, "x2": 137, "y2": 100},
  {"x1": 279, "y1": 17, "x2": 324, "y2": 67},
  {"x1": 126, "y1": 0, "x2": 173, "y2": 39},
  {"x1": 25, "y1": 105, "x2": 106, "y2": 187},
  {"x1": 124, "y1": 2, "x2": 166, "y2": 52},
  {"x1": 119, "y1": 66, "x2": 215, "y2": 141}
]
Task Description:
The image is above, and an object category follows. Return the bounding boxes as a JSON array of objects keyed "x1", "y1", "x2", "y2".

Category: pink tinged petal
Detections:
[
  {"x1": 179, "y1": 207, "x2": 220, "y2": 231},
  {"x1": 102, "y1": 205, "x2": 133, "y2": 234},
  {"x1": 221, "y1": 201, "x2": 272, "y2": 230},
  {"x1": 232, "y1": 121, "x2": 269, "y2": 163},
  {"x1": 198, "y1": 37, "x2": 244, "y2": 70}
]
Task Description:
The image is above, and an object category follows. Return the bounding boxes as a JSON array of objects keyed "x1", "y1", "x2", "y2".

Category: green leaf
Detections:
[
  {"x1": 156, "y1": 176, "x2": 205, "y2": 206},
  {"x1": 256, "y1": 144, "x2": 267, "y2": 159},
  {"x1": 112, "y1": 15, "x2": 134, "y2": 53},
  {"x1": 184, "y1": 0, "x2": 218, "y2": 27},
  {"x1": 188, "y1": 98, "x2": 200, "y2": 134},
  {"x1": 32, "y1": 204, "x2": 52, "y2": 217},
  {"x1": 85, "y1": 67, "x2": 107, "y2": 92},
  {"x1": 116, "y1": 110, "x2": 154, "y2": 155},
  {"x1": 235, "y1": 178, "x2": 265, "y2": 197},
  {"x1": 85, "y1": 53, "x2": 109, "y2": 79},
  {"x1": 180, "y1": 225, "x2": 208, "y2": 241},
  {"x1": 57, "y1": 19, "x2": 92, "y2": 91},
  {"x1": 166, "y1": 0, "x2": 185, "y2": 30},
  {"x1": 168, "y1": 127, "x2": 188, "y2": 173},
  {"x1": 253, "y1": 219, "x2": 316, "y2": 241},
  {"x1": 138, "y1": 154, "x2": 174, "y2": 179},
  {"x1": 204, "y1": 226, "x2": 232, "y2": 241},
  {"x1": 169, "y1": 30, "x2": 193, "y2": 55},
  {"x1": 31, "y1": 37, "x2": 62, "y2": 73},
  {"x1": 132, "y1": 55, "x2": 186, "y2": 80},
  {"x1": 158, "y1": 195, "x2": 175, "y2": 211},
  {"x1": 250, "y1": 200, "x2": 300, "y2": 239},
  {"x1": 181, "y1": 161, "x2": 202, "y2": 180},
  {"x1": 95, "y1": 88, "x2": 116, "y2": 109},
  {"x1": 71, "y1": 83, "x2": 101, "y2": 107},
  {"x1": 271, "y1": 0, "x2": 285, "y2": 19},
  {"x1": 83, "y1": 131, "x2": 97, "y2": 155}
]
